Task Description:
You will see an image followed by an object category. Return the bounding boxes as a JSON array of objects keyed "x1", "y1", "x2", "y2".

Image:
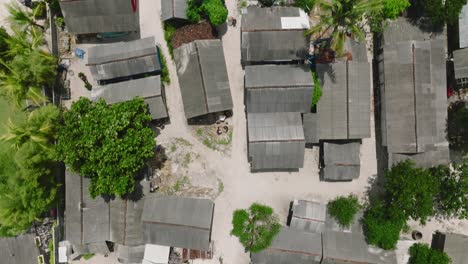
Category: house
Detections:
[
  {"x1": 322, "y1": 141, "x2": 361, "y2": 181},
  {"x1": 431, "y1": 232, "x2": 468, "y2": 264},
  {"x1": 174, "y1": 40, "x2": 233, "y2": 119},
  {"x1": 241, "y1": 6, "x2": 310, "y2": 65},
  {"x1": 247, "y1": 112, "x2": 305, "y2": 171},
  {"x1": 244, "y1": 65, "x2": 314, "y2": 113},
  {"x1": 59, "y1": 0, "x2": 139, "y2": 36},
  {"x1": 161, "y1": 0, "x2": 188, "y2": 22},
  {"x1": 453, "y1": 48, "x2": 468, "y2": 88},
  {"x1": 86, "y1": 37, "x2": 161, "y2": 84},
  {"x1": 0, "y1": 234, "x2": 40, "y2": 264},
  {"x1": 91, "y1": 76, "x2": 168, "y2": 120},
  {"x1": 378, "y1": 18, "x2": 449, "y2": 168},
  {"x1": 459, "y1": 4, "x2": 468, "y2": 49},
  {"x1": 251, "y1": 227, "x2": 322, "y2": 264},
  {"x1": 289, "y1": 200, "x2": 327, "y2": 233},
  {"x1": 322, "y1": 231, "x2": 397, "y2": 264},
  {"x1": 142, "y1": 195, "x2": 215, "y2": 251}
]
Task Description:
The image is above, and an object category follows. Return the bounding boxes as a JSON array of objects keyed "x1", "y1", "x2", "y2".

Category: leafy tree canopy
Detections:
[
  {"x1": 383, "y1": 0, "x2": 410, "y2": 19},
  {"x1": 294, "y1": 0, "x2": 316, "y2": 13},
  {"x1": 328, "y1": 194, "x2": 361, "y2": 227},
  {"x1": 187, "y1": 0, "x2": 228, "y2": 26},
  {"x1": 231, "y1": 203, "x2": 281, "y2": 253},
  {"x1": 408, "y1": 243, "x2": 451, "y2": 264},
  {"x1": 432, "y1": 163, "x2": 468, "y2": 219},
  {"x1": 56, "y1": 97, "x2": 155, "y2": 198},
  {"x1": 416, "y1": 0, "x2": 468, "y2": 25}
]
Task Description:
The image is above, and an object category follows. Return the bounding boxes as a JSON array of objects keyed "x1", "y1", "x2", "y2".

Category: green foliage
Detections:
[
  {"x1": 408, "y1": 243, "x2": 451, "y2": 264},
  {"x1": 259, "y1": 0, "x2": 277, "y2": 7},
  {"x1": 202, "y1": 0, "x2": 228, "y2": 26},
  {"x1": 33, "y1": 2, "x2": 47, "y2": 20},
  {"x1": 6, "y1": 3, "x2": 44, "y2": 31},
  {"x1": 294, "y1": 0, "x2": 316, "y2": 12},
  {"x1": 48, "y1": 239, "x2": 54, "y2": 264},
  {"x1": 187, "y1": 0, "x2": 203, "y2": 23},
  {"x1": 383, "y1": 0, "x2": 410, "y2": 19},
  {"x1": 311, "y1": 71, "x2": 322, "y2": 107},
  {"x1": 327, "y1": 195, "x2": 361, "y2": 227},
  {"x1": 231, "y1": 203, "x2": 281, "y2": 253},
  {"x1": 82, "y1": 253, "x2": 95, "y2": 260},
  {"x1": 163, "y1": 22, "x2": 176, "y2": 58},
  {"x1": 56, "y1": 98, "x2": 155, "y2": 197},
  {"x1": 363, "y1": 200, "x2": 405, "y2": 250},
  {"x1": 306, "y1": 0, "x2": 383, "y2": 56},
  {"x1": 417, "y1": 0, "x2": 468, "y2": 25},
  {"x1": 158, "y1": 48, "x2": 170, "y2": 85},
  {"x1": 0, "y1": 28, "x2": 10, "y2": 63},
  {"x1": 55, "y1": 17, "x2": 64, "y2": 29},
  {"x1": 447, "y1": 101, "x2": 468, "y2": 153},
  {"x1": 385, "y1": 160, "x2": 440, "y2": 224},
  {"x1": 432, "y1": 163, "x2": 468, "y2": 219},
  {"x1": 45, "y1": 0, "x2": 61, "y2": 13}
]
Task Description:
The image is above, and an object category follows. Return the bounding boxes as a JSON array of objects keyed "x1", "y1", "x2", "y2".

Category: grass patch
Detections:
[
  {"x1": 311, "y1": 71, "x2": 323, "y2": 108},
  {"x1": 82, "y1": 253, "x2": 94, "y2": 260},
  {"x1": 196, "y1": 128, "x2": 203, "y2": 137},
  {"x1": 216, "y1": 130, "x2": 232, "y2": 145},
  {"x1": 182, "y1": 153, "x2": 192, "y2": 168},
  {"x1": 158, "y1": 47, "x2": 170, "y2": 85},
  {"x1": 174, "y1": 137, "x2": 192, "y2": 147},
  {"x1": 172, "y1": 176, "x2": 190, "y2": 192},
  {"x1": 163, "y1": 22, "x2": 176, "y2": 59},
  {"x1": 48, "y1": 240, "x2": 54, "y2": 264}
]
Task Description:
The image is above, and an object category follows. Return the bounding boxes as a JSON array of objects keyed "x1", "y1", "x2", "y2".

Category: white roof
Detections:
[
  {"x1": 143, "y1": 244, "x2": 170, "y2": 264},
  {"x1": 58, "y1": 246, "x2": 67, "y2": 263}
]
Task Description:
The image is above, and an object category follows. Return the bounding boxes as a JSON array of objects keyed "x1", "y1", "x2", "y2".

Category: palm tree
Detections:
[
  {"x1": 306, "y1": 0, "x2": 383, "y2": 56},
  {"x1": 6, "y1": 3, "x2": 45, "y2": 31}
]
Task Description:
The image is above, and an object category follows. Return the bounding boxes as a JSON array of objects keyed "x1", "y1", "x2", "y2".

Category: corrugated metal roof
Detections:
[
  {"x1": 0, "y1": 235, "x2": 40, "y2": 264},
  {"x1": 323, "y1": 142, "x2": 360, "y2": 181},
  {"x1": 245, "y1": 65, "x2": 314, "y2": 113},
  {"x1": 303, "y1": 113, "x2": 319, "y2": 144},
  {"x1": 438, "y1": 232, "x2": 468, "y2": 264},
  {"x1": 161, "y1": 0, "x2": 188, "y2": 21},
  {"x1": 290, "y1": 200, "x2": 327, "y2": 233},
  {"x1": 248, "y1": 112, "x2": 305, "y2": 170},
  {"x1": 241, "y1": 6, "x2": 305, "y2": 31},
  {"x1": 174, "y1": 40, "x2": 233, "y2": 119},
  {"x1": 142, "y1": 195, "x2": 214, "y2": 251},
  {"x1": 59, "y1": 0, "x2": 139, "y2": 34},
  {"x1": 91, "y1": 76, "x2": 168, "y2": 119},
  {"x1": 115, "y1": 244, "x2": 145, "y2": 264},
  {"x1": 87, "y1": 37, "x2": 161, "y2": 81},
  {"x1": 459, "y1": 4, "x2": 468, "y2": 48},
  {"x1": 383, "y1": 17, "x2": 445, "y2": 45},
  {"x1": 251, "y1": 227, "x2": 322, "y2": 264},
  {"x1": 322, "y1": 231, "x2": 397, "y2": 264},
  {"x1": 316, "y1": 61, "x2": 371, "y2": 140},
  {"x1": 325, "y1": 210, "x2": 364, "y2": 233},
  {"x1": 110, "y1": 198, "x2": 145, "y2": 246},
  {"x1": 453, "y1": 48, "x2": 468, "y2": 80}
]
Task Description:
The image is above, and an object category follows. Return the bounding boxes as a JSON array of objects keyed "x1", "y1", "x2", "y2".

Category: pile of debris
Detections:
[{"x1": 171, "y1": 21, "x2": 217, "y2": 49}]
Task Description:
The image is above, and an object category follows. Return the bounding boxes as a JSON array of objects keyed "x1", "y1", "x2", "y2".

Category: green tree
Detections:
[
  {"x1": 432, "y1": 163, "x2": 468, "y2": 219},
  {"x1": 328, "y1": 194, "x2": 361, "y2": 227},
  {"x1": 383, "y1": 0, "x2": 410, "y2": 19},
  {"x1": 305, "y1": 0, "x2": 383, "y2": 56},
  {"x1": 447, "y1": 101, "x2": 468, "y2": 153},
  {"x1": 56, "y1": 98, "x2": 155, "y2": 197},
  {"x1": 231, "y1": 203, "x2": 281, "y2": 253},
  {"x1": 408, "y1": 243, "x2": 451, "y2": 264},
  {"x1": 0, "y1": 27, "x2": 10, "y2": 63},
  {"x1": 416, "y1": 0, "x2": 467, "y2": 25},
  {"x1": 311, "y1": 71, "x2": 323, "y2": 107},
  {"x1": 385, "y1": 160, "x2": 440, "y2": 224},
  {"x1": 295, "y1": 0, "x2": 316, "y2": 13},
  {"x1": 1, "y1": 104, "x2": 59, "y2": 150},
  {"x1": 202, "y1": 0, "x2": 228, "y2": 26},
  {"x1": 6, "y1": 3, "x2": 45, "y2": 31}
]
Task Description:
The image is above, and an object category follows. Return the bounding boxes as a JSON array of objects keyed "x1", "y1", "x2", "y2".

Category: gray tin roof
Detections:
[
  {"x1": 247, "y1": 112, "x2": 305, "y2": 170},
  {"x1": 59, "y1": 0, "x2": 139, "y2": 34},
  {"x1": 322, "y1": 231, "x2": 397, "y2": 264},
  {"x1": 432, "y1": 232, "x2": 468, "y2": 264},
  {"x1": 161, "y1": 0, "x2": 188, "y2": 21},
  {"x1": 290, "y1": 200, "x2": 327, "y2": 233},
  {"x1": 459, "y1": 4, "x2": 468, "y2": 48},
  {"x1": 303, "y1": 113, "x2": 319, "y2": 144},
  {"x1": 241, "y1": 7, "x2": 309, "y2": 63},
  {"x1": 380, "y1": 19, "x2": 449, "y2": 167},
  {"x1": 110, "y1": 198, "x2": 145, "y2": 247},
  {"x1": 344, "y1": 39, "x2": 368, "y2": 62},
  {"x1": 142, "y1": 195, "x2": 214, "y2": 251},
  {"x1": 316, "y1": 61, "x2": 371, "y2": 140},
  {"x1": 174, "y1": 40, "x2": 233, "y2": 119},
  {"x1": 91, "y1": 76, "x2": 168, "y2": 120},
  {"x1": 0, "y1": 234, "x2": 40, "y2": 264},
  {"x1": 453, "y1": 48, "x2": 468, "y2": 80},
  {"x1": 245, "y1": 65, "x2": 314, "y2": 113},
  {"x1": 251, "y1": 227, "x2": 322, "y2": 264},
  {"x1": 323, "y1": 141, "x2": 361, "y2": 181},
  {"x1": 115, "y1": 244, "x2": 145, "y2": 264},
  {"x1": 383, "y1": 18, "x2": 445, "y2": 45},
  {"x1": 87, "y1": 37, "x2": 161, "y2": 81}
]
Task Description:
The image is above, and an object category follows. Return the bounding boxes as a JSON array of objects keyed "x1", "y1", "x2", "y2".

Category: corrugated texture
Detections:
[
  {"x1": 0, "y1": 235, "x2": 40, "y2": 264},
  {"x1": 248, "y1": 112, "x2": 305, "y2": 170},
  {"x1": 245, "y1": 65, "x2": 314, "y2": 113},
  {"x1": 87, "y1": 37, "x2": 160, "y2": 81},
  {"x1": 161, "y1": 0, "x2": 188, "y2": 21},
  {"x1": 325, "y1": 210, "x2": 364, "y2": 234},
  {"x1": 290, "y1": 200, "x2": 326, "y2": 233},
  {"x1": 91, "y1": 76, "x2": 168, "y2": 119},
  {"x1": 453, "y1": 48, "x2": 468, "y2": 80},
  {"x1": 383, "y1": 17, "x2": 445, "y2": 45},
  {"x1": 441, "y1": 233, "x2": 468, "y2": 264},
  {"x1": 322, "y1": 231, "x2": 397, "y2": 264},
  {"x1": 459, "y1": 4, "x2": 468, "y2": 48},
  {"x1": 390, "y1": 149, "x2": 451, "y2": 168},
  {"x1": 65, "y1": 169, "x2": 83, "y2": 246},
  {"x1": 115, "y1": 244, "x2": 145, "y2": 264},
  {"x1": 142, "y1": 196, "x2": 214, "y2": 251},
  {"x1": 303, "y1": 113, "x2": 319, "y2": 144},
  {"x1": 347, "y1": 61, "x2": 371, "y2": 138},
  {"x1": 241, "y1": 31, "x2": 309, "y2": 63},
  {"x1": 251, "y1": 227, "x2": 322, "y2": 264},
  {"x1": 323, "y1": 142, "x2": 360, "y2": 181},
  {"x1": 174, "y1": 40, "x2": 233, "y2": 119},
  {"x1": 60, "y1": 0, "x2": 139, "y2": 34},
  {"x1": 241, "y1": 6, "x2": 302, "y2": 31},
  {"x1": 110, "y1": 198, "x2": 145, "y2": 246},
  {"x1": 344, "y1": 39, "x2": 368, "y2": 62}
]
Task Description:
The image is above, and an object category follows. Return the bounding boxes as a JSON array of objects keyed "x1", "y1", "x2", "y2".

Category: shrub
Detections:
[
  {"x1": 202, "y1": 0, "x2": 228, "y2": 26},
  {"x1": 187, "y1": 0, "x2": 202, "y2": 23},
  {"x1": 383, "y1": 0, "x2": 410, "y2": 19},
  {"x1": 311, "y1": 71, "x2": 322, "y2": 107},
  {"x1": 328, "y1": 195, "x2": 361, "y2": 227},
  {"x1": 158, "y1": 47, "x2": 170, "y2": 85},
  {"x1": 0, "y1": 27, "x2": 10, "y2": 62},
  {"x1": 163, "y1": 22, "x2": 177, "y2": 58},
  {"x1": 432, "y1": 163, "x2": 468, "y2": 219},
  {"x1": 294, "y1": 0, "x2": 316, "y2": 13},
  {"x1": 55, "y1": 17, "x2": 64, "y2": 29},
  {"x1": 408, "y1": 243, "x2": 451, "y2": 264}
]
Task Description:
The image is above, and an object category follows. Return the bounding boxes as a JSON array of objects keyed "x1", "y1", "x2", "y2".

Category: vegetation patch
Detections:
[
  {"x1": 82, "y1": 253, "x2": 95, "y2": 260},
  {"x1": 294, "y1": 0, "x2": 316, "y2": 12},
  {"x1": 327, "y1": 195, "x2": 361, "y2": 227},
  {"x1": 194, "y1": 124, "x2": 232, "y2": 153},
  {"x1": 158, "y1": 47, "x2": 170, "y2": 85},
  {"x1": 311, "y1": 71, "x2": 322, "y2": 108},
  {"x1": 163, "y1": 22, "x2": 177, "y2": 58},
  {"x1": 408, "y1": 243, "x2": 451, "y2": 264},
  {"x1": 187, "y1": 0, "x2": 228, "y2": 26}
]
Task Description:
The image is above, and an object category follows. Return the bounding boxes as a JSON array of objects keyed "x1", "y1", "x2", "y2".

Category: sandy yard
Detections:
[{"x1": 0, "y1": 0, "x2": 466, "y2": 263}]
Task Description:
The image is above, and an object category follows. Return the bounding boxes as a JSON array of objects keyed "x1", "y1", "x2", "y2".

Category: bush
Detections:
[
  {"x1": 311, "y1": 71, "x2": 322, "y2": 107},
  {"x1": 0, "y1": 27, "x2": 10, "y2": 62},
  {"x1": 294, "y1": 0, "x2": 316, "y2": 13},
  {"x1": 163, "y1": 22, "x2": 177, "y2": 58},
  {"x1": 187, "y1": 0, "x2": 202, "y2": 23},
  {"x1": 383, "y1": 0, "x2": 410, "y2": 19},
  {"x1": 158, "y1": 47, "x2": 170, "y2": 85},
  {"x1": 432, "y1": 163, "x2": 468, "y2": 219},
  {"x1": 55, "y1": 17, "x2": 64, "y2": 29},
  {"x1": 408, "y1": 243, "x2": 451, "y2": 264},
  {"x1": 202, "y1": 0, "x2": 228, "y2": 26},
  {"x1": 328, "y1": 195, "x2": 361, "y2": 227}
]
